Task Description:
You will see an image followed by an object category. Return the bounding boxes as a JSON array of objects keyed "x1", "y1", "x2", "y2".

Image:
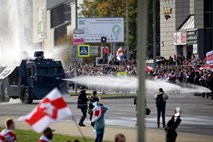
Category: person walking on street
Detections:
[
  {"x1": 1, "y1": 119, "x2": 16, "y2": 142},
  {"x1": 91, "y1": 103, "x2": 108, "y2": 142},
  {"x1": 154, "y1": 88, "x2": 168, "y2": 128},
  {"x1": 38, "y1": 127, "x2": 54, "y2": 142},
  {"x1": 165, "y1": 107, "x2": 182, "y2": 142},
  {"x1": 77, "y1": 86, "x2": 89, "y2": 127},
  {"x1": 89, "y1": 91, "x2": 99, "y2": 127}
]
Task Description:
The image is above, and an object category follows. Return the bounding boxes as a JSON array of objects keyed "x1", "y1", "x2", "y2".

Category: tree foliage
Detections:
[
  {"x1": 55, "y1": 33, "x2": 73, "y2": 65},
  {"x1": 80, "y1": 0, "x2": 137, "y2": 50}
]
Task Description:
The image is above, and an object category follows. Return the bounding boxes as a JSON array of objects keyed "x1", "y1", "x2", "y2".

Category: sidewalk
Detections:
[{"x1": 0, "y1": 116, "x2": 212, "y2": 142}]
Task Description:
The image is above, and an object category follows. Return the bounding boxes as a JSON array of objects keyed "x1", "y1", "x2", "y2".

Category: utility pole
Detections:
[
  {"x1": 137, "y1": 0, "x2": 148, "y2": 142},
  {"x1": 153, "y1": 0, "x2": 157, "y2": 69},
  {"x1": 74, "y1": 0, "x2": 78, "y2": 93},
  {"x1": 126, "y1": 0, "x2": 130, "y2": 60}
]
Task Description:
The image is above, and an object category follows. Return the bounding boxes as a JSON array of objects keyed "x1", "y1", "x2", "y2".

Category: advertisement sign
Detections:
[
  {"x1": 78, "y1": 18, "x2": 124, "y2": 43},
  {"x1": 73, "y1": 29, "x2": 84, "y2": 45},
  {"x1": 78, "y1": 44, "x2": 90, "y2": 58},
  {"x1": 90, "y1": 46, "x2": 99, "y2": 56},
  {"x1": 193, "y1": 44, "x2": 198, "y2": 54},
  {"x1": 187, "y1": 30, "x2": 197, "y2": 45},
  {"x1": 173, "y1": 32, "x2": 186, "y2": 45},
  {"x1": 206, "y1": 50, "x2": 213, "y2": 65},
  {"x1": 38, "y1": 7, "x2": 47, "y2": 39}
]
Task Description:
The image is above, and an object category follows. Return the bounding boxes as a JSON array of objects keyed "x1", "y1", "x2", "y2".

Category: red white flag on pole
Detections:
[
  {"x1": 206, "y1": 50, "x2": 213, "y2": 65},
  {"x1": 18, "y1": 88, "x2": 72, "y2": 133},
  {"x1": 146, "y1": 64, "x2": 153, "y2": 72}
]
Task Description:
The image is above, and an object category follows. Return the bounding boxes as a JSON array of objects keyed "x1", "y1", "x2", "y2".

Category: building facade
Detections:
[
  {"x1": 32, "y1": 0, "x2": 77, "y2": 50},
  {"x1": 160, "y1": 0, "x2": 213, "y2": 59}
]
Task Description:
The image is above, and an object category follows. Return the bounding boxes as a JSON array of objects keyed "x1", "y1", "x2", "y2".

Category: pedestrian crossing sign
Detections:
[{"x1": 78, "y1": 44, "x2": 90, "y2": 58}]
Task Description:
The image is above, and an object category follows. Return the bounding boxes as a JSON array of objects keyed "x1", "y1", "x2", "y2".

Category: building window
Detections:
[
  {"x1": 54, "y1": 25, "x2": 67, "y2": 46},
  {"x1": 50, "y1": 4, "x2": 71, "y2": 28},
  {"x1": 204, "y1": 0, "x2": 213, "y2": 52}
]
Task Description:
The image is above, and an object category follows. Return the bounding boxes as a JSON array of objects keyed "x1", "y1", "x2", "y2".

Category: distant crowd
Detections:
[
  {"x1": 65, "y1": 59, "x2": 137, "y2": 77},
  {"x1": 65, "y1": 54, "x2": 213, "y2": 98}
]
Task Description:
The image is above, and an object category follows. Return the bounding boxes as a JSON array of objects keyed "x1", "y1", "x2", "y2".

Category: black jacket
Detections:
[
  {"x1": 77, "y1": 91, "x2": 88, "y2": 109},
  {"x1": 89, "y1": 96, "x2": 99, "y2": 109},
  {"x1": 165, "y1": 116, "x2": 182, "y2": 142}
]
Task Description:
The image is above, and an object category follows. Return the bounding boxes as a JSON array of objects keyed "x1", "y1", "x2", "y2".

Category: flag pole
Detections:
[{"x1": 71, "y1": 115, "x2": 88, "y2": 142}]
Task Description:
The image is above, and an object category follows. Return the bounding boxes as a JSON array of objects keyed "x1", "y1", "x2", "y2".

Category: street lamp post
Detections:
[
  {"x1": 74, "y1": 0, "x2": 78, "y2": 93},
  {"x1": 153, "y1": 0, "x2": 157, "y2": 69},
  {"x1": 126, "y1": 0, "x2": 130, "y2": 60},
  {"x1": 137, "y1": 0, "x2": 148, "y2": 142}
]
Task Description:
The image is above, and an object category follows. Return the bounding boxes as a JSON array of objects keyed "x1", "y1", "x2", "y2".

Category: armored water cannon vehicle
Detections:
[{"x1": 0, "y1": 51, "x2": 68, "y2": 104}]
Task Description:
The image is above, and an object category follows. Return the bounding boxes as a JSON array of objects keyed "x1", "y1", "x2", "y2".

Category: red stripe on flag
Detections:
[
  {"x1": 26, "y1": 97, "x2": 68, "y2": 125},
  {"x1": 51, "y1": 97, "x2": 68, "y2": 109}
]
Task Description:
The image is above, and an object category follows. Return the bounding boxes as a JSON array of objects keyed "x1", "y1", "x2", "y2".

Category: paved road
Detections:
[{"x1": 0, "y1": 93, "x2": 213, "y2": 136}]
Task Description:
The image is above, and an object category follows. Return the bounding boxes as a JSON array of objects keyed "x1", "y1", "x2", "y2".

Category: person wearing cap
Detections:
[
  {"x1": 1, "y1": 119, "x2": 16, "y2": 142},
  {"x1": 89, "y1": 91, "x2": 100, "y2": 127},
  {"x1": 165, "y1": 107, "x2": 182, "y2": 142},
  {"x1": 154, "y1": 88, "x2": 168, "y2": 128},
  {"x1": 77, "y1": 86, "x2": 89, "y2": 127},
  {"x1": 38, "y1": 127, "x2": 54, "y2": 142}
]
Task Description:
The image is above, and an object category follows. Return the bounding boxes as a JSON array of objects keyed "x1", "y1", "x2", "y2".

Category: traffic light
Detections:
[
  {"x1": 102, "y1": 47, "x2": 109, "y2": 64},
  {"x1": 101, "y1": 36, "x2": 107, "y2": 43}
]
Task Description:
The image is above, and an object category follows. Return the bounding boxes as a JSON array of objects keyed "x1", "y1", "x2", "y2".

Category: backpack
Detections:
[{"x1": 156, "y1": 94, "x2": 164, "y2": 105}]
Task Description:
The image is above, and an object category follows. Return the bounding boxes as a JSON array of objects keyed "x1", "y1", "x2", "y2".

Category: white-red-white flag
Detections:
[
  {"x1": 206, "y1": 50, "x2": 213, "y2": 65},
  {"x1": 146, "y1": 64, "x2": 153, "y2": 72},
  {"x1": 18, "y1": 88, "x2": 72, "y2": 133}
]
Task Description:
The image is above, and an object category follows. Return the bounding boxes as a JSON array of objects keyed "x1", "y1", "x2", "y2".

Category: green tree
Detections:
[{"x1": 80, "y1": 0, "x2": 137, "y2": 50}]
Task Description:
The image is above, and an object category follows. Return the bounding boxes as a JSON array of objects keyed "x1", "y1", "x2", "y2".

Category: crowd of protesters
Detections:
[
  {"x1": 65, "y1": 54, "x2": 213, "y2": 99},
  {"x1": 65, "y1": 59, "x2": 137, "y2": 77}
]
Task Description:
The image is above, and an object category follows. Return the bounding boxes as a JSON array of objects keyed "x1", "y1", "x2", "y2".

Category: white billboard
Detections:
[{"x1": 78, "y1": 18, "x2": 124, "y2": 43}]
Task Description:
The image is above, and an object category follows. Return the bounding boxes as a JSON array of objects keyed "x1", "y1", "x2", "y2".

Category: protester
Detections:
[
  {"x1": 165, "y1": 107, "x2": 182, "y2": 142},
  {"x1": 0, "y1": 133, "x2": 6, "y2": 142},
  {"x1": 114, "y1": 133, "x2": 126, "y2": 142},
  {"x1": 38, "y1": 127, "x2": 54, "y2": 142},
  {"x1": 91, "y1": 103, "x2": 108, "y2": 142},
  {"x1": 154, "y1": 88, "x2": 168, "y2": 127},
  {"x1": 89, "y1": 91, "x2": 100, "y2": 127},
  {"x1": 77, "y1": 86, "x2": 89, "y2": 127},
  {"x1": 134, "y1": 96, "x2": 138, "y2": 126},
  {"x1": 1, "y1": 119, "x2": 16, "y2": 142}
]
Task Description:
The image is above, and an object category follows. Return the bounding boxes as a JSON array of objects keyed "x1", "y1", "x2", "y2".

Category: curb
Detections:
[{"x1": 100, "y1": 95, "x2": 136, "y2": 99}]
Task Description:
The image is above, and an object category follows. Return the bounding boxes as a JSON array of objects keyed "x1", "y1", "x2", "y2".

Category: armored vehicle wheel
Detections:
[{"x1": 20, "y1": 88, "x2": 33, "y2": 104}]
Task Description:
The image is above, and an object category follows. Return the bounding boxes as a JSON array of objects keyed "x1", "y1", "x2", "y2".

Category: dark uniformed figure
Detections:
[
  {"x1": 89, "y1": 91, "x2": 99, "y2": 127},
  {"x1": 77, "y1": 86, "x2": 89, "y2": 127},
  {"x1": 154, "y1": 88, "x2": 168, "y2": 128}
]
